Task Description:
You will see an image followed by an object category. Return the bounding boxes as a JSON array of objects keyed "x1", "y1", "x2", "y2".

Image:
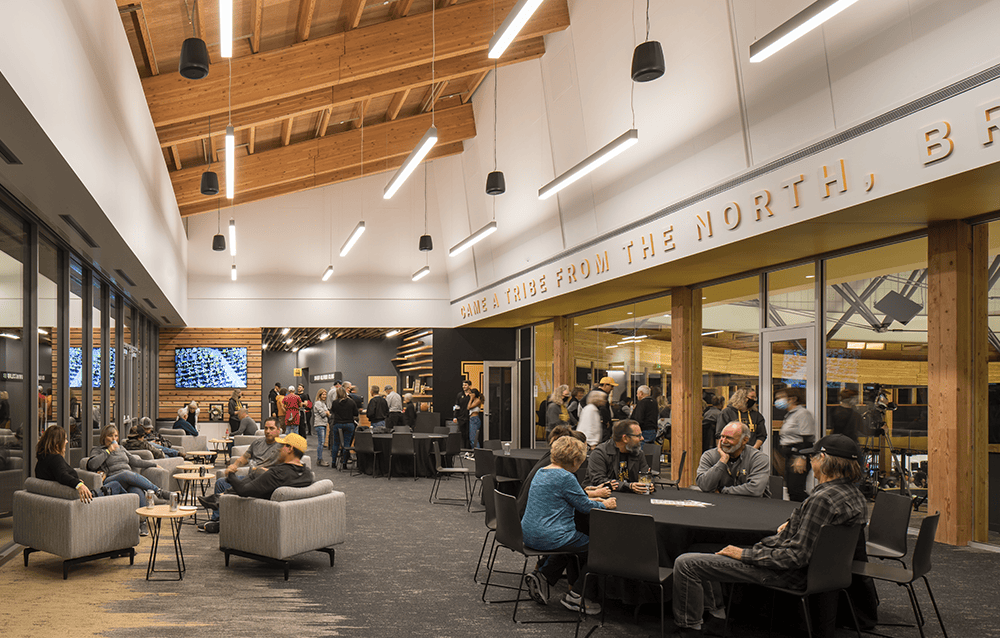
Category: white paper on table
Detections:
[{"x1": 649, "y1": 499, "x2": 715, "y2": 508}]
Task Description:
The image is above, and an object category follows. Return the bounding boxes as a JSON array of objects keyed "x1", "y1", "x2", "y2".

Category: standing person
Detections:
[
  {"x1": 702, "y1": 394, "x2": 725, "y2": 452},
  {"x1": 402, "y1": 393, "x2": 417, "y2": 428},
  {"x1": 454, "y1": 379, "x2": 471, "y2": 446},
  {"x1": 829, "y1": 389, "x2": 862, "y2": 445},
  {"x1": 296, "y1": 384, "x2": 312, "y2": 436},
  {"x1": 282, "y1": 385, "x2": 302, "y2": 434},
  {"x1": 545, "y1": 385, "x2": 572, "y2": 435},
  {"x1": 366, "y1": 386, "x2": 389, "y2": 430},
  {"x1": 568, "y1": 386, "x2": 587, "y2": 422},
  {"x1": 576, "y1": 391, "x2": 606, "y2": 448},
  {"x1": 776, "y1": 387, "x2": 816, "y2": 502},
  {"x1": 227, "y1": 389, "x2": 243, "y2": 435},
  {"x1": 585, "y1": 377, "x2": 617, "y2": 442},
  {"x1": 385, "y1": 385, "x2": 402, "y2": 431},
  {"x1": 188, "y1": 401, "x2": 201, "y2": 430},
  {"x1": 631, "y1": 385, "x2": 658, "y2": 443},
  {"x1": 268, "y1": 382, "x2": 281, "y2": 418},
  {"x1": 312, "y1": 388, "x2": 331, "y2": 466},
  {"x1": 329, "y1": 385, "x2": 359, "y2": 470},
  {"x1": 468, "y1": 388, "x2": 484, "y2": 448},
  {"x1": 276, "y1": 387, "x2": 287, "y2": 427},
  {"x1": 346, "y1": 383, "x2": 363, "y2": 410},
  {"x1": 716, "y1": 387, "x2": 767, "y2": 450}
]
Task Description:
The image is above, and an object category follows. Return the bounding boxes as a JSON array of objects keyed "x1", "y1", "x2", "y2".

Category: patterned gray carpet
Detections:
[{"x1": 3, "y1": 454, "x2": 997, "y2": 637}]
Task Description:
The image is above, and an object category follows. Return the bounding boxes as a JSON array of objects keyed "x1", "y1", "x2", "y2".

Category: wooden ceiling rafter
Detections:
[
  {"x1": 250, "y1": 0, "x2": 264, "y2": 53},
  {"x1": 463, "y1": 69, "x2": 489, "y2": 103},
  {"x1": 390, "y1": 0, "x2": 416, "y2": 20},
  {"x1": 296, "y1": 0, "x2": 319, "y2": 43},
  {"x1": 385, "y1": 88, "x2": 409, "y2": 121},
  {"x1": 341, "y1": 0, "x2": 368, "y2": 32}
]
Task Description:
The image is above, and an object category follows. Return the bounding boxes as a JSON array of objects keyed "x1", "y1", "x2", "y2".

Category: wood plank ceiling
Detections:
[
  {"x1": 262, "y1": 326, "x2": 421, "y2": 351},
  {"x1": 116, "y1": 0, "x2": 570, "y2": 218}
]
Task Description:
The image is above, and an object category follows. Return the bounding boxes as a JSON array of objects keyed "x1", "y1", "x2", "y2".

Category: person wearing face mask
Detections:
[
  {"x1": 586, "y1": 420, "x2": 652, "y2": 494},
  {"x1": 715, "y1": 387, "x2": 767, "y2": 449},
  {"x1": 829, "y1": 388, "x2": 862, "y2": 445},
  {"x1": 775, "y1": 387, "x2": 816, "y2": 502},
  {"x1": 545, "y1": 384, "x2": 573, "y2": 435}
]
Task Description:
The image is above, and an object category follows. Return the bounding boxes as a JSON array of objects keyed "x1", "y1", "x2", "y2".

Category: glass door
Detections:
[
  {"x1": 761, "y1": 326, "x2": 819, "y2": 487},
  {"x1": 484, "y1": 361, "x2": 518, "y2": 448}
]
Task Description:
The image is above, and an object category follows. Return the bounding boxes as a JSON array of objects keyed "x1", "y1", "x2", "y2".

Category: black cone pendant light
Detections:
[
  {"x1": 212, "y1": 205, "x2": 226, "y2": 251},
  {"x1": 179, "y1": 2, "x2": 209, "y2": 80},
  {"x1": 631, "y1": 0, "x2": 664, "y2": 83},
  {"x1": 201, "y1": 170, "x2": 219, "y2": 195},
  {"x1": 486, "y1": 171, "x2": 506, "y2": 195},
  {"x1": 419, "y1": 234, "x2": 433, "y2": 251},
  {"x1": 485, "y1": 63, "x2": 505, "y2": 196}
]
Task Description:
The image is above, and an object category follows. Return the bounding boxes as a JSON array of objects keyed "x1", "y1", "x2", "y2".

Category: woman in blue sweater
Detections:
[{"x1": 521, "y1": 436, "x2": 616, "y2": 615}]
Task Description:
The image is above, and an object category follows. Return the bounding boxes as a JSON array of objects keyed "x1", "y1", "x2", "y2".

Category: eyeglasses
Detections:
[{"x1": 625, "y1": 432, "x2": 643, "y2": 439}]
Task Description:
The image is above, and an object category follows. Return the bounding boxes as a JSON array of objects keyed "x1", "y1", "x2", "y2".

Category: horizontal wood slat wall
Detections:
[{"x1": 158, "y1": 328, "x2": 263, "y2": 423}]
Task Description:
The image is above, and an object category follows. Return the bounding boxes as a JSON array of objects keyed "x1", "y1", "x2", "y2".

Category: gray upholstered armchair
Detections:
[
  {"x1": 219, "y1": 479, "x2": 346, "y2": 579},
  {"x1": 14, "y1": 477, "x2": 140, "y2": 578},
  {"x1": 158, "y1": 429, "x2": 208, "y2": 456}
]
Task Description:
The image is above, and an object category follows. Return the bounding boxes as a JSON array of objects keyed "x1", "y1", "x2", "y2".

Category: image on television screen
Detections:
[
  {"x1": 175, "y1": 347, "x2": 247, "y2": 389},
  {"x1": 69, "y1": 347, "x2": 115, "y2": 388}
]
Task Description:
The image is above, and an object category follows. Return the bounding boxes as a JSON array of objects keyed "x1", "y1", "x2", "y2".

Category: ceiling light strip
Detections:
[
  {"x1": 538, "y1": 129, "x2": 638, "y2": 200},
  {"x1": 412, "y1": 266, "x2": 431, "y2": 281},
  {"x1": 749, "y1": 0, "x2": 861, "y2": 63},
  {"x1": 219, "y1": 0, "x2": 233, "y2": 58},
  {"x1": 488, "y1": 0, "x2": 544, "y2": 59},
  {"x1": 322, "y1": 265, "x2": 334, "y2": 281},
  {"x1": 449, "y1": 221, "x2": 498, "y2": 257},
  {"x1": 225, "y1": 125, "x2": 235, "y2": 199},
  {"x1": 340, "y1": 221, "x2": 366, "y2": 257},
  {"x1": 383, "y1": 126, "x2": 438, "y2": 199}
]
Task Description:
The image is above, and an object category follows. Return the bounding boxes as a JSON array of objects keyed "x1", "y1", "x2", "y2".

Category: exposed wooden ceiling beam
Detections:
[
  {"x1": 296, "y1": 0, "x2": 318, "y2": 43},
  {"x1": 170, "y1": 145, "x2": 182, "y2": 170},
  {"x1": 390, "y1": 0, "x2": 415, "y2": 20},
  {"x1": 195, "y1": 0, "x2": 207, "y2": 43},
  {"x1": 281, "y1": 116, "x2": 294, "y2": 146},
  {"x1": 463, "y1": 69, "x2": 489, "y2": 103},
  {"x1": 316, "y1": 109, "x2": 331, "y2": 137},
  {"x1": 437, "y1": 0, "x2": 459, "y2": 8},
  {"x1": 341, "y1": 0, "x2": 367, "y2": 32},
  {"x1": 385, "y1": 89, "x2": 408, "y2": 122},
  {"x1": 141, "y1": 0, "x2": 568, "y2": 126},
  {"x1": 129, "y1": 7, "x2": 158, "y2": 76},
  {"x1": 351, "y1": 98, "x2": 371, "y2": 129},
  {"x1": 421, "y1": 82, "x2": 448, "y2": 113},
  {"x1": 172, "y1": 104, "x2": 474, "y2": 216},
  {"x1": 153, "y1": 36, "x2": 544, "y2": 148},
  {"x1": 248, "y1": 126, "x2": 256, "y2": 153},
  {"x1": 250, "y1": 0, "x2": 263, "y2": 53}
]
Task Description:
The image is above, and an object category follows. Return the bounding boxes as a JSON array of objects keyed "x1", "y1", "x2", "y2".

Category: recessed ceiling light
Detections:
[
  {"x1": 319, "y1": 333, "x2": 330, "y2": 340},
  {"x1": 806, "y1": 275, "x2": 815, "y2": 279},
  {"x1": 292, "y1": 347, "x2": 299, "y2": 353},
  {"x1": 281, "y1": 328, "x2": 290, "y2": 335},
  {"x1": 285, "y1": 338, "x2": 293, "y2": 344},
  {"x1": 702, "y1": 330, "x2": 723, "y2": 336},
  {"x1": 626, "y1": 312, "x2": 633, "y2": 315}
]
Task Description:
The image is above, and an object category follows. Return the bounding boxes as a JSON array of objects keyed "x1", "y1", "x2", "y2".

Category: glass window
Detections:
[
  {"x1": 109, "y1": 292, "x2": 117, "y2": 427},
  {"x1": 0, "y1": 206, "x2": 26, "y2": 547},
  {"x1": 987, "y1": 220, "x2": 1000, "y2": 446},
  {"x1": 767, "y1": 262, "x2": 816, "y2": 327},
  {"x1": 824, "y1": 238, "x2": 928, "y2": 493},
  {"x1": 69, "y1": 259, "x2": 84, "y2": 453},
  {"x1": 38, "y1": 240, "x2": 58, "y2": 436},
  {"x1": 533, "y1": 322, "x2": 553, "y2": 443},
  {"x1": 92, "y1": 277, "x2": 102, "y2": 431}
]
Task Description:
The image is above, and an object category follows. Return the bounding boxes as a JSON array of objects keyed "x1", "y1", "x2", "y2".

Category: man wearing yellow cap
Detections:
[{"x1": 198, "y1": 432, "x2": 314, "y2": 533}]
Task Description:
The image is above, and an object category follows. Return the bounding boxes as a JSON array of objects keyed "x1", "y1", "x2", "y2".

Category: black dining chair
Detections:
[
  {"x1": 477, "y1": 446, "x2": 521, "y2": 495},
  {"x1": 484, "y1": 440, "x2": 503, "y2": 451},
  {"x1": 768, "y1": 474, "x2": 784, "y2": 500},
  {"x1": 388, "y1": 432, "x2": 417, "y2": 480},
  {"x1": 582, "y1": 508, "x2": 672, "y2": 638},
  {"x1": 474, "y1": 476, "x2": 523, "y2": 588},
  {"x1": 429, "y1": 440, "x2": 473, "y2": 506},
  {"x1": 469, "y1": 448, "x2": 491, "y2": 512},
  {"x1": 445, "y1": 431, "x2": 466, "y2": 467},
  {"x1": 351, "y1": 429, "x2": 381, "y2": 478},
  {"x1": 484, "y1": 490, "x2": 585, "y2": 628},
  {"x1": 866, "y1": 490, "x2": 913, "y2": 566},
  {"x1": 655, "y1": 449, "x2": 685, "y2": 490},
  {"x1": 433, "y1": 426, "x2": 450, "y2": 435},
  {"x1": 852, "y1": 513, "x2": 947, "y2": 638},
  {"x1": 336, "y1": 429, "x2": 356, "y2": 473},
  {"x1": 393, "y1": 425, "x2": 412, "y2": 433},
  {"x1": 727, "y1": 523, "x2": 864, "y2": 638}
]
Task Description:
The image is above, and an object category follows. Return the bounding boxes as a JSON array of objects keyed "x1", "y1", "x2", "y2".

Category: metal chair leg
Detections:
[{"x1": 922, "y1": 575, "x2": 948, "y2": 638}]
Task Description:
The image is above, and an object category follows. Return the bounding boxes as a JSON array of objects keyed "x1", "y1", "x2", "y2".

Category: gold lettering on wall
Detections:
[
  {"x1": 567, "y1": 264, "x2": 577, "y2": 283},
  {"x1": 556, "y1": 268, "x2": 564, "y2": 287},
  {"x1": 781, "y1": 174, "x2": 805, "y2": 208},
  {"x1": 696, "y1": 212, "x2": 713, "y2": 240},
  {"x1": 529, "y1": 279, "x2": 538, "y2": 295},
  {"x1": 493, "y1": 293, "x2": 500, "y2": 309},
  {"x1": 752, "y1": 190, "x2": 773, "y2": 220},
  {"x1": 641, "y1": 233, "x2": 655, "y2": 259},
  {"x1": 865, "y1": 174, "x2": 875, "y2": 192},
  {"x1": 539, "y1": 275, "x2": 547, "y2": 293},
  {"x1": 920, "y1": 121, "x2": 954, "y2": 165},
  {"x1": 722, "y1": 202, "x2": 741, "y2": 229},
  {"x1": 819, "y1": 159, "x2": 848, "y2": 198},
  {"x1": 580, "y1": 260, "x2": 591, "y2": 278},
  {"x1": 595, "y1": 251, "x2": 610, "y2": 274},
  {"x1": 663, "y1": 227, "x2": 676, "y2": 251},
  {"x1": 979, "y1": 100, "x2": 1000, "y2": 146},
  {"x1": 623, "y1": 241, "x2": 634, "y2": 264}
]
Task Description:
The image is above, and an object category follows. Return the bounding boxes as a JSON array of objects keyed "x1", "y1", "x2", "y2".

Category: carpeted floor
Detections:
[{"x1": 1, "y1": 454, "x2": 997, "y2": 637}]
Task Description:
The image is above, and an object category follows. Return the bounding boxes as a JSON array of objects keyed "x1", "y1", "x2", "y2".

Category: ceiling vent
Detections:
[
  {"x1": 0, "y1": 138, "x2": 21, "y2": 165},
  {"x1": 59, "y1": 215, "x2": 100, "y2": 248}
]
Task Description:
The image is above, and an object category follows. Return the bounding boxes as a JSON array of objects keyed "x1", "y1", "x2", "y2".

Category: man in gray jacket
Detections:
[{"x1": 695, "y1": 422, "x2": 770, "y2": 497}]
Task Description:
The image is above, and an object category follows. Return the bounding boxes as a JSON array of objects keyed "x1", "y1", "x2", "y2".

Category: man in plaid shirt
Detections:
[{"x1": 670, "y1": 434, "x2": 867, "y2": 636}]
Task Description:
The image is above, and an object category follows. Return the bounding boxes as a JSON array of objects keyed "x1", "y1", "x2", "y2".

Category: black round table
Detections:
[
  {"x1": 357, "y1": 433, "x2": 447, "y2": 477},
  {"x1": 493, "y1": 448, "x2": 547, "y2": 481}
]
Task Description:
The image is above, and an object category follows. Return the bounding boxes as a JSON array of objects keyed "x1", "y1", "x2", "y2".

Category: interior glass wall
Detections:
[
  {"x1": 92, "y1": 278, "x2": 102, "y2": 434},
  {"x1": 69, "y1": 259, "x2": 84, "y2": 458},
  {"x1": 38, "y1": 239, "x2": 58, "y2": 435},
  {"x1": 767, "y1": 262, "x2": 816, "y2": 327},
  {"x1": 532, "y1": 321, "x2": 553, "y2": 443},
  {"x1": 986, "y1": 221, "x2": 1000, "y2": 540},
  {"x1": 0, "y1": 207, "x2": 26, "y2": 546},
  {"x1": 109, "y1": 291, "x2": 117, "y2": 427},
  {"x1": 824, "y1": 238, "x2": 928, "y2": 497}
]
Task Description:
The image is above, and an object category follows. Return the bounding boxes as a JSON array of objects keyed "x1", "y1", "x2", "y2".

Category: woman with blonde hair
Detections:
[
  {"x1": 227, "y1": 389, "x2": 243, "y2": 434},
  {"x1": 545, "y1": 384, "x2": 572, "y2": 434},
  {"x1": 313, "y1": 387, "x2": 331, "y2": 466},
  {"x1": 716, "y1": 386, "x2": 766, "y2": 449}
]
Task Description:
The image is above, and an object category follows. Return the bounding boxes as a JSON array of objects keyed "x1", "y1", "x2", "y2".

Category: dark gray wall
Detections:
[
  {"x1": 432, "y1": 328, "x2": 517, "y2": 416},
  {"x1": 261, "y1": 350, "x2": 296, "y2": 418}
]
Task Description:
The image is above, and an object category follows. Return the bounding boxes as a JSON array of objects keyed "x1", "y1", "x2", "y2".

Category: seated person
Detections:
[
  {"x1": 695, "y1": 422, "x2": 770, "y2": 497},
  {"x1": 199, "y1": 418, "x2": 282, "y2": 522},
  {"x1": 517, "y1": 425, "x2": 612, "y2": 519},
  {"x1": 232, "y1": 407, "x2": 258, "y2": 436},
  {"x1": 173, "y1": 407, "x2": 198, "y2": 436},
  {"x1": 138, "y1": 417, "x2": 180, "y2": 457},
  {"x1": 123, "y1": 424, "x2": 166, "y2": 459},
  {"x1": 671, "y1": 435, "x2": 867, "y2": 636},
  {"x1": 86, "y1": 424, "x2": 173, "y2": 536},
  {"x1": 198, "y1": 432, "x2": 313, "y2": 533},
  {"x1": 35, "y1": 425, "x2": 125, "y2": 502},
  {"x1": 586, "y1": 420, "x2": 652, "y2": 494},
  {"x1": 521, "y1": 436, "x2": 616, "y2": 615}
]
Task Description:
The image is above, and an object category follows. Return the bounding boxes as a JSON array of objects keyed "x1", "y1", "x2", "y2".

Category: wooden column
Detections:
[
  {"x1": 552, "y1": 316, "x2": 574, "y2": 387},
  {"x1": 670, "y1": 287, "x2": 702, "y2": 487},
  {"x1": 927, "y1": 221, "x2": 987, "y2": 545}
]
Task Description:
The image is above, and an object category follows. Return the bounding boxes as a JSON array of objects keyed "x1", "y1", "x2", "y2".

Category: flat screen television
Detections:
[
  {"x1": 175, "y1": 347, "x2": 247, "y2": 389},
  {"x1": 69, "y1": 347, "x2": 115, "y2": 388}
]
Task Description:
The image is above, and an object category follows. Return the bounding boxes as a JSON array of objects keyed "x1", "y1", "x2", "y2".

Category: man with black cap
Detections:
[{"x1": 669, "y1": 434, "x2": 866, "y2": 636}]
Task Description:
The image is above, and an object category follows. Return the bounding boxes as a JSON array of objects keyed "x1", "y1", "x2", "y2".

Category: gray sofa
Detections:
[
  {"x1": 13, "y1": 477, "x2": 139, "y2": 579},
  {"x1": 219, "y1": 479, "x2": 346, "y2": 579},
  {"x1": 158, "y1": 429, "x2": 208, "y2": 456}
]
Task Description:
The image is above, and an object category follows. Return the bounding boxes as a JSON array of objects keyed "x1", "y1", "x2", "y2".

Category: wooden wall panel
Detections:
[{"x1": 158, "y1": 328, "x2": 263, "y2": 423}]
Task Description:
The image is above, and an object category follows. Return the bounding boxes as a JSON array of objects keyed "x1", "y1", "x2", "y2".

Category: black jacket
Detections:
[
  {"x1": 367, "y1": 395, "x2": 389, "y2": 422},
  {"x1": 585, "y1": 439, "x2": 650, "y2": 491},
  {"x1": 228, "y1": 462, "x2": 313, "y2": 499},
  {"x1": 35, "y1": 453, "x2": 83, "y2": 489},
  {"x1": 330, "y1": 397, "x2": 359, "y2": 424},
  {"x1": 632, "y1": 397, "x2": 658, "y2": 432}
]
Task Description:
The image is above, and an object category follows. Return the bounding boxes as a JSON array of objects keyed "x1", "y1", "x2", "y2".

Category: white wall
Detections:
[{"x1": 0, "y1": 0, "x2": 188, "y2": 321}]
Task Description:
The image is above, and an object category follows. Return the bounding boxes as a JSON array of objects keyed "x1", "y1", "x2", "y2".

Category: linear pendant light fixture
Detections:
[
  {"x1": 340, "y1": 221, "x2": 365, "y2": 256},
  {"x1": 411, "y1": 266, "x2": 431, "y2": 281},
  {"x1": 449, "y1": 221, "x2": 498, "y2": 257},
  {"x1": 228, "y1": 218, "x2": 236, "y2": 256},
  {"x1": 749, "y1": 0, "x2": 861, "y2": 63},
  {"x1": 322, "y1": 265, "x2": 334, "y2": 281},
  {"x1": 225, "y1": 125, "x2": 235, "y2": 198},
  {"x1": 383, "y1": 126, "x2": 437, "y2": 199},
  {"x1": 231, "y1": 263, "x2": 237, "y2": 281},
  {"x1": 538, "y1": 129, "x2": 638, "y2": 200},
  {"x1": 488, "y1": 0, "x2": 544, "y2": 59},
  {"x1": 219, "y1": 0, "x2": 233, "y2": 58}
]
